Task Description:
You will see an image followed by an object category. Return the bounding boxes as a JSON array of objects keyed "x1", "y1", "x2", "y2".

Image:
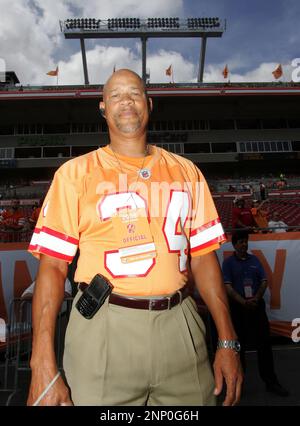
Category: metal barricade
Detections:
[
  {"x1": 0, "y1": 296, "x2": 74, "y2": 406},
  {"x1": 0, "y1": 298, "x2": 32, "y2": 405}
]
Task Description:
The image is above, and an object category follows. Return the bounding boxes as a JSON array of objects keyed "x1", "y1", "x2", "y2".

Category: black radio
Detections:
[{"x1": 76, "y1": 274, "x2": 114, "y2": 319}]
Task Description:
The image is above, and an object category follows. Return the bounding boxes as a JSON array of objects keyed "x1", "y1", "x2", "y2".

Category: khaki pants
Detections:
[{"x1": 63, "y1": 293, "x2": 216, "y2": 406}]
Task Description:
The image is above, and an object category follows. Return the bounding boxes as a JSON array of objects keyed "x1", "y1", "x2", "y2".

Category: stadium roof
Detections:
[{"x1": 1, "y1": 82, "x2": 300, "y2": 101}]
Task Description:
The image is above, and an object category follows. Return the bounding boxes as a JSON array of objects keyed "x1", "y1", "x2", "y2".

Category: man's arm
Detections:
[
  {"x1": 235, "y1": 218, "x2": 247, "y2": 228},
  {"x1": 253, "y1": 280, "x2": 267, "y2": 301},
  {"x1": 27, "y1": 254, "x2": 73, "y2": 406},
  {"x1": 225, "y1": 283, "x2": 246, "y2": 305},
  {"x1": 191, "y1": 251, "x2": 243, "y2": 406},
  {"x1": 280, "y1": 221, "x2": 288, "y2": 230},
  {"x1": 226, "y1": 283, "x2": 261, "y2": 309}
]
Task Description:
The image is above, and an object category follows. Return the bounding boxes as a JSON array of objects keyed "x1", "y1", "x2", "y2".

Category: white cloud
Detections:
[
  {"x1": 65, "y1": 0, "x2": 183, "y2": 19},
  {"x1": 147, "y1": 50, "x2": 195, "y2": 83},
  {"x1": 0, "y1": 0, "x2": 296, "y2": 86},
  {"x1": 0, "y1": 0, "x2": 72, "y2": 84},
  {"x1": 56, "y1": 46, "x2": 195, "y2": 85},
  {"x1": 57, "y1": 46, "x2": 139, "y2": 85},
  {"x1": 0, "y1": 0, "x2": 184, "y2": 85},
  {"x1": 204, "y1": 61, "x2": 295, "y2": 83}
]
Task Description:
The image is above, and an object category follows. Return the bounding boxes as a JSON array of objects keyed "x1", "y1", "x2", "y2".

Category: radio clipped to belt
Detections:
[{"x1": 76, "y1": 274, "x2": 114, "y2": 319}]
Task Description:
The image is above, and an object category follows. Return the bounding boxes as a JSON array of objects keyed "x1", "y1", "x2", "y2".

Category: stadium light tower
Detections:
[{"x1": 60, "y1": 17, "x2": 225, "y2": 84}]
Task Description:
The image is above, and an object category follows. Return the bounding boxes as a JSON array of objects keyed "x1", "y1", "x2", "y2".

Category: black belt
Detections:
[{"x1": 78, "y1": 282, "x2": 191, "y2": 311}]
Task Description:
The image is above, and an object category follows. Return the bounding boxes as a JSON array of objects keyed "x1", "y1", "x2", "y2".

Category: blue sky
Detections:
[{"x1": 0, "y1": 0, "x2": 299, "y2": 85}]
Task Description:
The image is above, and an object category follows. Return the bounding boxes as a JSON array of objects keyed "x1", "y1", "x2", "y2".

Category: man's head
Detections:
[
  {"x1": 232, "y1": 230, "x2": 249, "y2": 256},
  {"x1": 236, "y1": 198, "x2": 245, "y2": 208},
  {"x1": 11, "y1": 199, "x2": 20, "y2": 211},
  {"x1": 272, "y1": 211, "x2": 280, "y2": 221},
  {"x1": 99, "y1": 69, "x2": 152, "y2": 136}
]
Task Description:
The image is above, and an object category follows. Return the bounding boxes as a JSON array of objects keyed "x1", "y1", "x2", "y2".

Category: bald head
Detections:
[
  {"x1": 99, "y1": 68, "x2": 152, "y2": 136},
  {"x1": 103, "y1": 69, "x2": 146, "y2": 99}
]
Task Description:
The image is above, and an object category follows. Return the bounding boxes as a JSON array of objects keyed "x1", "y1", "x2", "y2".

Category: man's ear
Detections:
[{"x1": 99, "y1": 101, "x2": 106, "y2": 118}]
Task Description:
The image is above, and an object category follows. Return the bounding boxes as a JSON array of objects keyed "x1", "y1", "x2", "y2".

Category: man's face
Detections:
[
  {"x1": 100, "y1": 70, "x2": 151, "y2": 135},
  {"x1": 12, "y1": 200, "x2": 19, "y2": 210},
  {"x1": 234, "y1": 238, "x2": 248, "y2": 256},
  {"x1": 273, "y1": 213, "x2": 280, "y2": 221}
]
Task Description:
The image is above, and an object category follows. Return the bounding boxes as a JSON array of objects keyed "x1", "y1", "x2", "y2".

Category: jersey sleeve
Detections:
[
  {"x1": 28, "y1": 171, "x2": 79, "y2": 263},
  {"x1": 189, "y1": 166, "x2": 226, "y2": 257}
]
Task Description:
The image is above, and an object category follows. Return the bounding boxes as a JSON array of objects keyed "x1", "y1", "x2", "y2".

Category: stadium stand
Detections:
[
  {"x1": 0, "y1": 72, "x2": 300, "y2": 407},
  {"x1": 214, "y1": 195, "x2": 300, "y2": 230}
]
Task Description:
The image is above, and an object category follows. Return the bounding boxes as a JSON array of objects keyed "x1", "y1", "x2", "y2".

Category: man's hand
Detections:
[
  {"x1": 213, "y1": 349, "x2": 244, "y2": 406},
  {"x1": 27, "y1": 368, "x2": 73, "y2": 406},
  {"x1": 244, "y1": 297, "x2": 259, "y2": 309}
]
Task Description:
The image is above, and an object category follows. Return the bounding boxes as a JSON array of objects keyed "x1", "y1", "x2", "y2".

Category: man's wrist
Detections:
[
  {"x1": 217, "y1": 339, "x2": 241, "y2": 353},
  {"x1": 237, "y1": 296, "x2": 246, "y2": 305},
  {"x1": 30, "y1": 353, "x2": 57, "y2": 370}
]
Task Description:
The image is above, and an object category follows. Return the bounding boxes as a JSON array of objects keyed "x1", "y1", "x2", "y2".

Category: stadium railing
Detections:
[
  {"x1": 224, "y1": 226, "x2": 300, "y2": 233},
  {"x1": 0, "y1": 230, "x2": 33, "y2": 243}
]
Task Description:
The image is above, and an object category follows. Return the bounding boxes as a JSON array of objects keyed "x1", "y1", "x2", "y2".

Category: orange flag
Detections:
[
  {"x1": 272, "y1": 64, "x2": 283, "y2": 79},
  {"x1": 222, "y1": 64, "x2": 229, "y2": 79},
  {"x1": 46, "y1": 66, "x2": 58, "y2": 77},
  {"x1": 165, "y1": 65, "x2": 172, "y2": 76}
]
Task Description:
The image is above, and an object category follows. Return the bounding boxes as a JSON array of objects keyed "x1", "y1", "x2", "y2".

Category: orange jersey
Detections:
[
  {"x1": 28, "y1": 145, "x2": 226, "y2": 296},
  {"x1": 251, "y1": 207, "x2": 268, "y2": 228}
]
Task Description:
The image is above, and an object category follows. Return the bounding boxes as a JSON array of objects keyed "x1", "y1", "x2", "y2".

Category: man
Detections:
[
  {"x1": 251, "y1": 200, "x2": 269, "y2": 232},
  {"x1": 259, "y1": 182, "x2": 266, "y2": 201},
  {"x1": 268, "y1": 211, "x2": 288, "y2": 233},
  {"x1": 27, "y1": 69, "x2": 242, "y2": 406},
  {"x1": 232, "y1": 198, "x2": 256, "y2": 231},
  {"x1": 1, "y1": 199, "x2": 26, "y2": 231},
  {"x1": 222, "y1": 231, "x2": 289, "y2": 397},
  {"x1": 29, "y1": 200, "x2": 43, "y2": 229}
]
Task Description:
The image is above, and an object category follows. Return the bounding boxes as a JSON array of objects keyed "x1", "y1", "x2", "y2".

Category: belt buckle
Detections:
[
  {"x1": 149, "y1": 297, "x2": 171, "y2": 310},
  {"x1": 167, "y1": 296, "x2": 171, "y2": 310},
  {"x1": 176, "y1": 289, "x2": 183, "y2": 304},
  {"x1": 149, "y1": 299, "x2": 155, "y2": 311}
]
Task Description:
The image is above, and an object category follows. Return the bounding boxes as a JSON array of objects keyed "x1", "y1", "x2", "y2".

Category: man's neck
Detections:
[
  {"x1": 109, "y1": 135, "x2": 148, "y2": 158},
  {"x1": 235, "y1": 251, "x2": 248, "y2": 260}
]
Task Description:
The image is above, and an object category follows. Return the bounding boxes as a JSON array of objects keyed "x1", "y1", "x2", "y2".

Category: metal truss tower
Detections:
[{"x1": 60, "y1": 17, "x2": 225, "y2": 84}]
